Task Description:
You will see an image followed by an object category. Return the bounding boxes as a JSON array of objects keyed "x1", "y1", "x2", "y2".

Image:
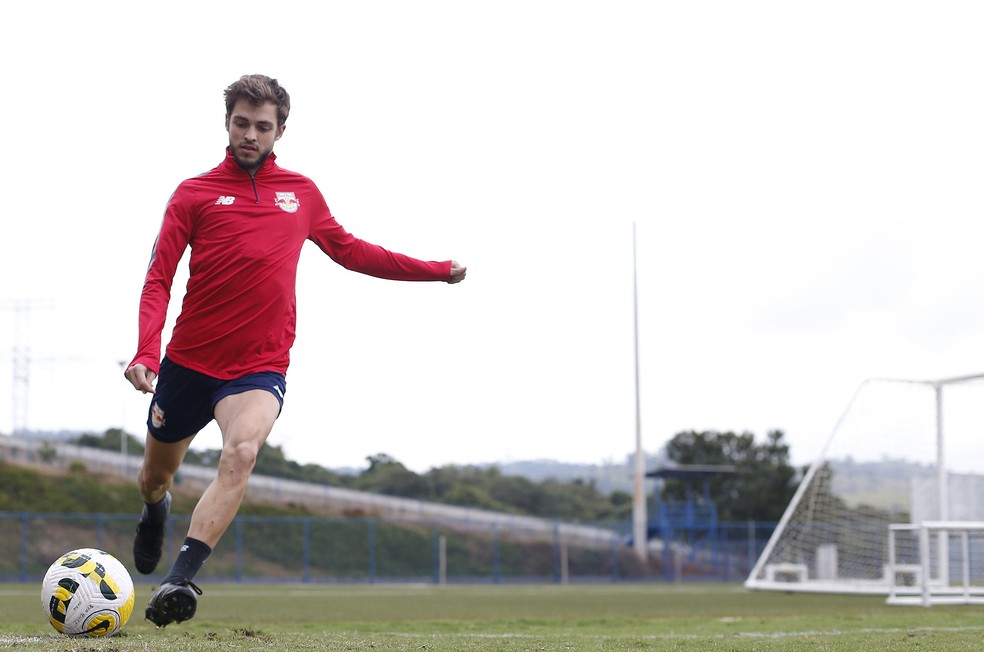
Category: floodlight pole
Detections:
[{"x1": 631, "y1": 222, "x2": 648, "y2": 561}]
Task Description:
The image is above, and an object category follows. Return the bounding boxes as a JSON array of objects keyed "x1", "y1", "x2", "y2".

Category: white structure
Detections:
[
  {"x1": 886, "y1": 521, "x2": 984, "y2": 606},
  {"x1": 746, "y1": 374, "x2": 984, "y2": 600}
]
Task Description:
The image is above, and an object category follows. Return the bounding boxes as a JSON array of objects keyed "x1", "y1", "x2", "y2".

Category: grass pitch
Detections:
[{"x1": 2, "y1": 582, "x2": 982, "y2": 651}]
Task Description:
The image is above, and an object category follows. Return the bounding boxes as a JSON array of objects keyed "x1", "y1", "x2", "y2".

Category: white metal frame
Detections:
[
  {"x1": 887, "y1": 521, "x2": 984, "y2": 606},
  {"x1": 746, "y1": 372, "x2": 984, "y2": 594}
]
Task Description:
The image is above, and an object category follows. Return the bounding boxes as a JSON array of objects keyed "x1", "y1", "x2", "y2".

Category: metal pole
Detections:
[
  {"x1": 887, "y1": 525, "x2": 897, "y2": 602},
  {"x1": 438, "y1": 535, "x2": 447, "y2": 585},
  {"x1": 560, "y1": 538, "x2": 569, "y2": 585},
  {"x1": 366, "y1": 519, "x2": 377, "y2": 583},
  {"x1": 962, "y1": 531, "x2": 970, "y2": 600},
  {"x1": 631, "y1": 222, "x2": 648, "y2": 561},
  {"x1": 936, "y1": 384, "x2": 949, "y2": 586},
  {"x1": 919, "y1": 523, "x2": 931, "y2": 607},
  {"x1": 236, "y1": 519, "x2": 244, "y2": 582},
  {"x1": 937, "y1": 384, "x2": 947, "y2": 521},
  {"x1": 302, "y1": 517, "x2": 310, "y2": 583},
  {"x1": 493, "y1": 524, "x2": 501, "y2": 584},
  {"x1": 432, "y1": 526, "x2": 440, "y2": 584},
  {"x1": 611, "y1": 531, "x2": 619, "y2": 582}
]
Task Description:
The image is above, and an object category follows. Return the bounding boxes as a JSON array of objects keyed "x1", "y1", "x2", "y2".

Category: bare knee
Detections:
[
  {"x1": 138, "y1": 432, "x2": 193, "y2": 502},
  {"x1": 218, "y1": 441, "x2": 259, "y2": 482}
]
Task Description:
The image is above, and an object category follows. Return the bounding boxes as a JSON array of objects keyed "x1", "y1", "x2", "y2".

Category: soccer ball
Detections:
[{"x1": 40, "y1": 548, "x2": 135, "y2": 637}]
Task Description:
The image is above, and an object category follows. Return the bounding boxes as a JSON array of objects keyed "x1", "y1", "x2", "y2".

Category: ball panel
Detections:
[
  {"x1": 40, "y1": 548, "x2": 134, "y2": 637},
  {"x1": 82, "y1": 609, "x2": 124, "y2": 637}
]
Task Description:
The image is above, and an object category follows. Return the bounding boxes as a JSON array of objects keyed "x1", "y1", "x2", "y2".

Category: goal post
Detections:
[{"x1": 745, "y1": 373, "x2": 984, "y2": 597}]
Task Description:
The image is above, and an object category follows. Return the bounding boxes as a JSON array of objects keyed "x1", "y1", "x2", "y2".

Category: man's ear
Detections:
[
  {"x1": 275, "y1": 123, "x2": 286, "y2": 141},
  {"x1": 224, "y1": 114, "x2": 230, "y2": 132}
]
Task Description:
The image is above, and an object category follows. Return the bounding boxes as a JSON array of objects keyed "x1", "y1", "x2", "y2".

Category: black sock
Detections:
[
  {"x1": 162, "y1": 537, "x2": 212, "y2": 584},
  {"x1": 143, "y1": 492, "x2": 170, "y2": 524}
]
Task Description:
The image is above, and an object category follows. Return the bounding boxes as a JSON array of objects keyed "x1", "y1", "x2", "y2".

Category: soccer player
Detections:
[{"x1": 124, "y1": 74, "x2": 466, "y2": 627}]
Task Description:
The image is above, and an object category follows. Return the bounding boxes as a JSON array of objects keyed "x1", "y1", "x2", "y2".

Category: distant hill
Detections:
[
  {"x1": 828, "y1": 457, "x2": 934, "y2": 512},
  {"x1": 492, "y1": 455, "x2": 664, "y2": 496},
  {"x1": 11, "y1": 429, "x2": 85, "y2": 442},
  {"x1": 495, "y1": 455, "x2": 941, "y2": 515}
]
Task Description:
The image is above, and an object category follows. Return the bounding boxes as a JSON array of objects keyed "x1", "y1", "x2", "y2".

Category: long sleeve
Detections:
[
  {"x1": 307, "y1": 188, "x2": 451, "y2": 282},
  {"x1": 129, "y1": 189, "x2": 194, "y2": 375}
]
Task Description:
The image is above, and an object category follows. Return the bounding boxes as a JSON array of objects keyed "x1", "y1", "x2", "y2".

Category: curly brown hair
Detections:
[{"x1": 224, "y1": 74, "x2": 291, "y2": 127}]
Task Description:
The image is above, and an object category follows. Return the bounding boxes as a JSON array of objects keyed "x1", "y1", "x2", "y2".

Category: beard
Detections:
[{"x1": 230, "y1": 141, "x2": 273, "y2": 175}]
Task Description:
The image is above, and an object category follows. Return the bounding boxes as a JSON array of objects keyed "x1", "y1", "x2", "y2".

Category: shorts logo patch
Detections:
[
  {"x1": 274, "y1": 192, "x2": 299, "y2": 214},
  {"x1": 151, "y1": 402, "x2": 166, "y2": 429}
]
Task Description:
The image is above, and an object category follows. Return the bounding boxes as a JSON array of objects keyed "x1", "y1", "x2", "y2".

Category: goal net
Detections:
[{"x1": 745, "y1": 373, "x2": 984, "y2": 595}]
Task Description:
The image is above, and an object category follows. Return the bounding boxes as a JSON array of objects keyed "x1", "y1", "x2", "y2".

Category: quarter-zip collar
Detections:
[{"x1": 220, "y1": 147, "x2": 279, "y2": 203}]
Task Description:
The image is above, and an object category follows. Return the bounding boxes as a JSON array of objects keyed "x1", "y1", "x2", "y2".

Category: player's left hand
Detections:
[{"x1": 449, "y1": 260, "x2": 467, "y2": 284}]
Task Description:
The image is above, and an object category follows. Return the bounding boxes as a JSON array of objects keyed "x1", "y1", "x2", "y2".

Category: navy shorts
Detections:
[{"x1": 146, "y1": 356, "x2": 287, "y2": 443}]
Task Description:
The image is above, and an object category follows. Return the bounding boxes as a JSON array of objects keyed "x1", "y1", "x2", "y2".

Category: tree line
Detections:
[{"x1": 73, "y1": 428, "x2": 798, "y2": 523}]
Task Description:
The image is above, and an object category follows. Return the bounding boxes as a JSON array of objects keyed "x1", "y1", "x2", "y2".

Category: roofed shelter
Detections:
[{"x1": 647, "y1": 464, "x2": 736, "y2": 580}]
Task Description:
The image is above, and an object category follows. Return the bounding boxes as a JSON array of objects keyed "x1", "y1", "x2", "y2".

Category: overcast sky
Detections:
[{"x1": 2, "y1": 1, "x2": 983, "y2": 474}]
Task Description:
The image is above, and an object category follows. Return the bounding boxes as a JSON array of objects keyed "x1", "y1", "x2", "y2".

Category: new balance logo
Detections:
[{"x1": 215, "y1": 196, "x2": 236, "y2": 205}]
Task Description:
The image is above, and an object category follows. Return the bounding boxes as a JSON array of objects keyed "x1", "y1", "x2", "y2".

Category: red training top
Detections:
[{"x1": 129, "y1": 149, "x2": 451, "y2": 379}]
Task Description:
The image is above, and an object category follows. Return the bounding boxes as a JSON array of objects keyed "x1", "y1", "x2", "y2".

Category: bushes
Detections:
[{"x1": 0, "y1": 460, "x2": 142, "y2": 514}]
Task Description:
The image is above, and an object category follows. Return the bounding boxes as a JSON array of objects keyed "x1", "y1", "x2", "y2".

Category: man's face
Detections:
[{"x1": 225, "y1": 99, "x2": 285, "y2": 174}]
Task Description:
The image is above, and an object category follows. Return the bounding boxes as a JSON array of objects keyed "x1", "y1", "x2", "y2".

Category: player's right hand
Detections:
[{"x1": 125, "y1": 364, "x2": 157, "y2": 394}]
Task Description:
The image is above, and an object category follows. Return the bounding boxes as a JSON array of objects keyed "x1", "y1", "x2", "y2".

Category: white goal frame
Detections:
[{"x1": 745, "y1": 372, "x2": 984, "y2": 597}]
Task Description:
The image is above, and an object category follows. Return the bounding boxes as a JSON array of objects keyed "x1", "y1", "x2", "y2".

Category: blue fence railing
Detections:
[{"x1": 0, "y1": 512, "x2": 775, "y2": 584}]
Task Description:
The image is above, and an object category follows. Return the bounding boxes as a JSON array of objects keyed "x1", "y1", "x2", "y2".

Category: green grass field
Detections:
[{"x1": 2, "y1": 582, "x2": 982, "y2": 651}]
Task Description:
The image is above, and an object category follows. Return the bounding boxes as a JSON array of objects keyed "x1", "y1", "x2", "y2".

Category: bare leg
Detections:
[
  {"x1": 138, "y1": 434, "x2": 195, "y2": 504},
  {"x1": 187, "y1": 389, "x2": 280, "y2": 548},
  {"x1": 134, "y1": 432, "x2": 194, "y2": 576},
  {"x1": 143, "y1": 389, "x2": 279, "y2": 628}
]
